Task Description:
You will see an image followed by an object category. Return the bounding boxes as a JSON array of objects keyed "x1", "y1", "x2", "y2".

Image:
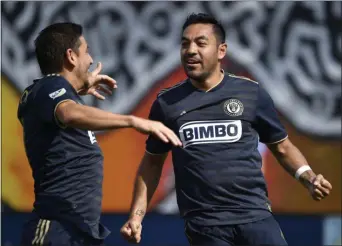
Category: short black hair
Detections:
[
  {"x1": 34, "y1": 22, "x2": 83, "y2": 75},
  {"x1": 182, "y1": 13, "x2": 226, "y2": 44}
]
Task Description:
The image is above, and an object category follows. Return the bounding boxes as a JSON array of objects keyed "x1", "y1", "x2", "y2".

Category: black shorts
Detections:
[
  {"x1": 20, "y1": 216, "x2": 104, "y2": 246},
  {"x1": 185, "y1": 215, "x2": 288, "y2": 246}
]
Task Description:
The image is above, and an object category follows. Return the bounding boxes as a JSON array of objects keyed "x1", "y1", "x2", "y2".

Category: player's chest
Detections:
[
  {"x1": 168, "y1": 95, "x2": 256, "y2": 128},
  {"x1": 166, "y1": 96, "x2": 256, "y2": 147}
]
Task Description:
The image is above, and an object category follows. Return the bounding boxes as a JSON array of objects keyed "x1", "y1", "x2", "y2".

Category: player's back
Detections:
[{"x1": 17, "y1": 75, "x2": 109, "y2": 239}]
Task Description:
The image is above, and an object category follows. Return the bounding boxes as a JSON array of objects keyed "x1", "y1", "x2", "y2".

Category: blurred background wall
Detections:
[{"x1": 1, "y1": 1, "x2": 341, "y2": 245}]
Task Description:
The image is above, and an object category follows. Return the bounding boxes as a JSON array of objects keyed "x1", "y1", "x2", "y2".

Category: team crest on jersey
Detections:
[{"x1": 223, "y1": 99, "x2": 244, "y2": 117}]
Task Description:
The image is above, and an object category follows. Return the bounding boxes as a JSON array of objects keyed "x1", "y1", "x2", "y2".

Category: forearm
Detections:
[
  {"x1": 57, "y1": 101, "x2": 135, "y2": 131},
  {"x1": 268, "y1": 139, "x2": 316, "y2": 188},
  {"x1": 129, "y1": 153, "x2": 166, "y2": 221}
]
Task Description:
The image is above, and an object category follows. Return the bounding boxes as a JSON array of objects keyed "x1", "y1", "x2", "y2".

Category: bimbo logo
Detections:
[{"x1": 179, "y1": 120, "x2": 242, "y2": 148}]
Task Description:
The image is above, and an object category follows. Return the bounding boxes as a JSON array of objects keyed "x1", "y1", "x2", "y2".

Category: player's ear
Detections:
[
  {"x1": 218, "y1": 43, "x2": 227, "y2": 60},
  {"x1": 65, "y1": 48, "x2": 77, "y2": 67}
]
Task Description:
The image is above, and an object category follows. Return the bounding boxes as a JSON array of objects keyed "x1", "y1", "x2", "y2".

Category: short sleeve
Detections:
[
  {"x1": 145, "y1": 99, "x2": 172, "y2": 154},
  {"x1": 253, "y1": 86, "x2": 288, "y2": 144},
  {"x1": 34, "y1": 77, "x2": 77, "y2": 127}
]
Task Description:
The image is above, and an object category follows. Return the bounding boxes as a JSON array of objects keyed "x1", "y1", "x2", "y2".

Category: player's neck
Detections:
[
  {"x1": 190, "y1": 68, "x2": 224, "y2": 92},
  {"x1": 59, "y1": 71, "x2": 83, "y2": 92}
]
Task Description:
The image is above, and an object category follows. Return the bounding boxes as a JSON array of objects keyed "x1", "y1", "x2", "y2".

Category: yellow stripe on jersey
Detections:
[
  {"x1": 227, "y1": 73, "x2": 259, "y2": 84},
  {"x1": 31, "y1": 219, "x2": 51, "y2": 245}
]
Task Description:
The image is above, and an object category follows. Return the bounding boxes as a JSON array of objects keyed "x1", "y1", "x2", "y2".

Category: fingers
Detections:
[
  {"x1": 313, "y1": 184, "x2": 330, "y2": 197},
  {"x1": 97, "y1": 74, "x2": 117, "y2": 88},
  {"x1": 96, "y1": 85, "x2": 113, "y2": 95},
  {"x1": 312, "y1": 188, "x2": 324, "y2": 201},
  {"x1": 92, "y1": 62, "x2": 102, "y2": 76},
  {"x1": 154, "y1": 130, "x2": 170, "y2": 144},
  {"x1": 120, "y1": 225, "x2": 132, "y2": 240},
  {"x1": 131, "y1": 223, "x2": 142, "y2": 243},
  {"x1": 161, "y1": 126, "x2": 182, "y2": 147},
  {"x1": 120, "y1": 221, "x2": 142, "y2": 244},
  {"x1": 151, "y1": 124, "x2": 182, "y2": 147},
  {"x1": 91, "y1": 90, "x2": 105, "y2": 100},
  {"x1": 311, "y1": 174, "x2": 332, "y2": 201},
  {"x1": 88, "y1": 62, "x2": 117, "y2": 88},
  {"x1": 312, "y1": 174, "x2": 324, "y2": 186},
  {"x1": 321, "y1": 179, "x2": 332, "y2": 190}
]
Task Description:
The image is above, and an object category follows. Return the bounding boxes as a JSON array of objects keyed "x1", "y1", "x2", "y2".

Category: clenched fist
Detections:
[
  {"x1": 308, "y1": 174, "x2": 332, "y2": 201},
  {"x1": 120, "y1": 218, "x2": 143, "y2": 244}
]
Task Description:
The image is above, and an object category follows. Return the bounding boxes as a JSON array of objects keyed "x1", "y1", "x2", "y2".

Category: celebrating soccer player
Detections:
[
  {"x1": 120, "y1": 13, "x2": 332, "y2": 245},
  {"x1": 18, "y1": 22, "x2": 182, "y2": 246}
]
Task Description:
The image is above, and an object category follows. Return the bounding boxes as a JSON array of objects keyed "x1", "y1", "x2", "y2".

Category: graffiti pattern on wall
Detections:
[
  {"x1": 2, "y1": 1, "x2": 340, "y2": 137},
  {"x1": 2, "y1": 1, "x2": 341, "y2": 213}
]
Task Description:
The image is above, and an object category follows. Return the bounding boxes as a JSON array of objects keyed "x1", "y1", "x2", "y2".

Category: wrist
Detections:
[
  {"x1": 127, "y1": 115, "x2": 137, "y2": 128},
  {"x1": 295, "y1": 165, "x2": 312, "y2": 180},
  {"x1": 129, "y1": 209, "x2": 145, "y2": 221},
  {"x1": 297, "y1": 168, "x2": 316, "y2": 188}
]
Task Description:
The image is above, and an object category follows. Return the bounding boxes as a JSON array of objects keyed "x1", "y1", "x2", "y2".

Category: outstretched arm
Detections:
[{"x1": 55, "y1": 100, "x2": 182, "y2": 146}]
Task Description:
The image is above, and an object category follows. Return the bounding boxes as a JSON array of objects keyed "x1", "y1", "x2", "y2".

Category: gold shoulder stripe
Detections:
[
  {"x1": 158, "y1": 80, "x2": 187, "y2": 97},
  {"x1": 228, "y1": 73, "x2": 259, "y2": 84}
]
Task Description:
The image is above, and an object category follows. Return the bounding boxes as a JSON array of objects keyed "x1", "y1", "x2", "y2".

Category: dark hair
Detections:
[
  {"x1": 34, "y1": 22, "x2": 83, "y2": 75},
  {"x1": 182, "y1": 13, "x2": 226, "y2": 44}
]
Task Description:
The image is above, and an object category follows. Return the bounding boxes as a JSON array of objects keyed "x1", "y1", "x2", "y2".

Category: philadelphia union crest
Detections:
[{"x1": 224, "y1": 99, "x2": 244, "y2": 116}]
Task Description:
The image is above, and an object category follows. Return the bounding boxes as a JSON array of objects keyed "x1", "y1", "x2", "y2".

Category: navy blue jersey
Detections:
[
  {"x1": 146, "y1": 72, "x2": 288, "y2": 226},
  {"x1": 17, "y1": 75, "x2": 110, "y2": 239}
]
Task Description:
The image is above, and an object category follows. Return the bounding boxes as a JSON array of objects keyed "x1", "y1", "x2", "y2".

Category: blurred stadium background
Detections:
[{"x1": 1, "y1": 1, "x2": 341, "y2": 245}]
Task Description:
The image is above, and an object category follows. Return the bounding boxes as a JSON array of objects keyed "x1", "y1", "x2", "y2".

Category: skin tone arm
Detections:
[
  {"x1": 120, "y1": 152, "x2": 168, "y2": 243},
  {"x1": 56, "y1": 61, "x2": 182, "y2": 146},
  {"x1": 267, "y1": 138, "x2": 332, "y2": 201},
  {"x1": 129, "y1": 152, "x2": 168, "y2": 220},
  {"x1": 55, "y1": 101, "x2": 182, "y2": 146}
]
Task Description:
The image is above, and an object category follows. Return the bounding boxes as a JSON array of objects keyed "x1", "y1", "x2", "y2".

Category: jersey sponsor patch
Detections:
[
  {"x1": 179, "y1": 120, "x2": 242, "y2": 148},
  {"x1": 49, "y1": 88, "x2": 66, "y2": 99}
]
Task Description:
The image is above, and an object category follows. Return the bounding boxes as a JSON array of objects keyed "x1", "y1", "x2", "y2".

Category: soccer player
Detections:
[
  {"x1": 120, "y1": 13, "x2": 332, "y2": 245},
  {"x1": 18, "y1": 23, "x2": 182, "y2": 246}
]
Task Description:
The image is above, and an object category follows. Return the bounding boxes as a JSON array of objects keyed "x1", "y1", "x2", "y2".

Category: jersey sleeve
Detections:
[
  {"x1": 145, "y1": 99, "x2": 172, "y2": 154},
  {"x1": 253, "y1": 86, "x2": 288, "y2": 144},
  {"x1": 34, "y1": 77, "x2": 77, "y2": 127}
]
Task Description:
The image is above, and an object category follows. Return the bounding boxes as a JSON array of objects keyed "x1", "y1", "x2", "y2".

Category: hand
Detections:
[
  {"x1": 120, "y1": 218, "x2": 142, "y2": 244},
  {"x1": 78, "y1": 62, "x2": 117, "y2": 100},
  {"x1": 131, "y1": 116, "x2": 182, "y2": 147},
  {"x1": 308, "y1": 174, "x2": 332, "y2": 201}
]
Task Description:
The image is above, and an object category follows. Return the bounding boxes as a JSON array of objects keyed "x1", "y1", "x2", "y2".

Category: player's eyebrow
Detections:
[{"x1": 181, "y1": 35, "x2": 209, "y2": 42}]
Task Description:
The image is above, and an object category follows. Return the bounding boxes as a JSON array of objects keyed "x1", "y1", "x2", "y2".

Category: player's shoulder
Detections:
[
  {"x1": 226, "y1": 72, "x2": 259, "y2": 87},
  {"x1": 34, "y1": 75, "x2": 73, "y2": 97},
  {"x1": 36, "y1": 74, "x2": 69, "y2": 88},
  {"x1": 156, "y1": 79, "x2": 189, "y2": 98}
]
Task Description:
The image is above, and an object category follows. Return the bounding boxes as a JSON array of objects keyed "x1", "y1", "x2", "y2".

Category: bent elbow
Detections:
[{"x1": 268, "y1": 138, "x2": 292, "y2": 156}]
